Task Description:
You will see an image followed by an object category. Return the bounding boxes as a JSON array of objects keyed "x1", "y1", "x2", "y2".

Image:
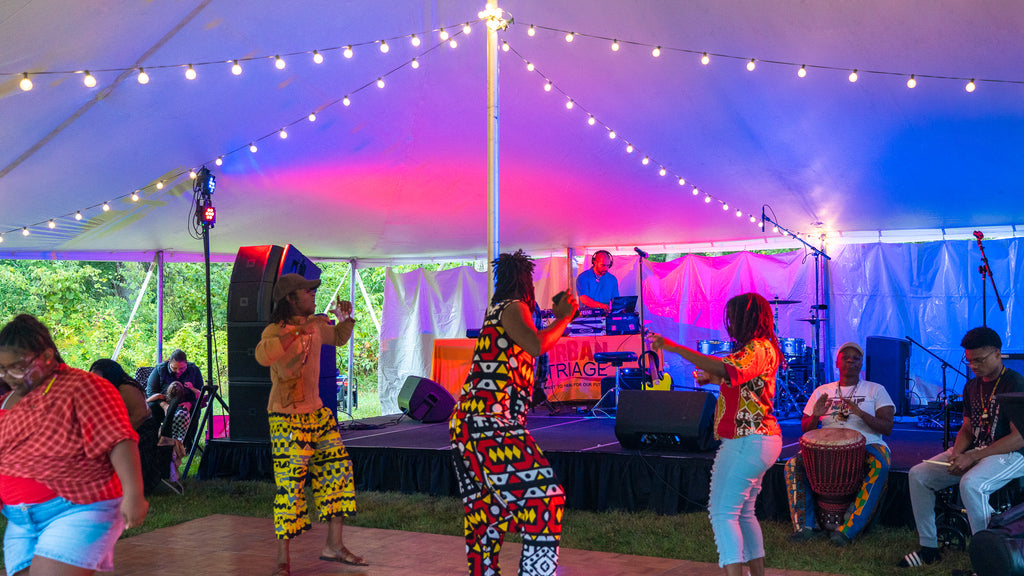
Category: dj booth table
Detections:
[{"x1": 431, "y1": 334, "x2": 656, "y2": 402}]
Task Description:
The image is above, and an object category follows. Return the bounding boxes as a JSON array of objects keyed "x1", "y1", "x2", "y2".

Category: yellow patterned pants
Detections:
[{"x1": 269, "y1": 406, "x2": 356, "y2": 539}]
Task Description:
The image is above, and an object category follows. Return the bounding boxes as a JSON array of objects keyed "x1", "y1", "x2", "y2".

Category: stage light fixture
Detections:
[
  {"x1": 202, "y1": 205, "x2": 216, "y2": 225},
  {"x1": 197, "y1": 167, "x2": 216, "y2": 196}
]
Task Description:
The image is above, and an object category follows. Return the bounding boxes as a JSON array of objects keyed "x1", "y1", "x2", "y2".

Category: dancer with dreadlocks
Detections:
[
  {"x1": 450, "y1": 250, "x2": 578, "y2": 576},
  {"x1": 649, "y1": 293, "x2": 782, "y2": 576}
]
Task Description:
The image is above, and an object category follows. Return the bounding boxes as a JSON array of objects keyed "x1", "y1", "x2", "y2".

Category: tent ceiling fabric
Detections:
[{"x1": 2, "y1": 1, "x2": 1022, "y2": 261}]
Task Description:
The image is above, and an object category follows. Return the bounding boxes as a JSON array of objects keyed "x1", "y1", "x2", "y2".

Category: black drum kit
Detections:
[{"x1": 693, "y1": 296, "x2": 824, "y2": 418}]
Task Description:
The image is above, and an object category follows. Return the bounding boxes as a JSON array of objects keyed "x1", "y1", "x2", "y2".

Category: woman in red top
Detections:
[
  {"x1": 650, "y1": 293, "x2": 782, "y2": 576},
  {"x1": 0, "y1": 314, "x2": 147, "y2": 575}
]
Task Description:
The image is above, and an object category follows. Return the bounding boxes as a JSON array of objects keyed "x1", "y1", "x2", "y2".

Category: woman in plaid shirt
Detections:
[{"x1": 0, "y1": 314, "x2": 147, "y2": 575}]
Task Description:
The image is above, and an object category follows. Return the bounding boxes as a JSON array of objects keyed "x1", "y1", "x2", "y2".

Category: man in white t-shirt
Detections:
[{"x1": 785, "y1": 341, "x2": 895, "y2": 547}]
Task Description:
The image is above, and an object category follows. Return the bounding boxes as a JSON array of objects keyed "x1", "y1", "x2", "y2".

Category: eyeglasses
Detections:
[
  {"x1": 966, "y1": 350, "x2": 997, "y2": 366},
  {"x1": 0, "y1": 354, "x2": 38, "y2": 379}
]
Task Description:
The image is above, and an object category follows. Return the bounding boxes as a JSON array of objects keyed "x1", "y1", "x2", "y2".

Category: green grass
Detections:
[{"x1": 0, "y1": 480, "x2": 970, "y2": 575}]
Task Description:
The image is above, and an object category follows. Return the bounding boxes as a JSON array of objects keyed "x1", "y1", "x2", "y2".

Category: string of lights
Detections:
[
  {"x1": 1, "y1": 23, "x2": 472, "y2": 244},
  {"x1": 517, "y1": 22, "x2": 1021, "y2": 93},
  {"x1": 8, "y1": 19, "x2": 482, "y2": 91},
  {"x1": 503, "y1": 41, "x2": 772, "y2": 237}
]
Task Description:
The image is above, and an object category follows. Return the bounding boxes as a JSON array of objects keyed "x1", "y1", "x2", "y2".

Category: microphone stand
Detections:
[
  {"x1": 974, "y1": 234, "x2": 1004, "y2": 327},
  {"x1": 906, "y1": 336, "x2": 967, "y2": 449},
  {"x1": 761, "y1": 213, "x2": 831, "y2": 387}
]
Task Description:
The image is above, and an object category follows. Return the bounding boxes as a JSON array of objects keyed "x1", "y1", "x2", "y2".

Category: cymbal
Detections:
[
  {"x1": 797, "y1": 317, "x2": 826, "y2": 323},
  {"x1": 768, "y1": 298, "x2": 801, "y2": 305}
]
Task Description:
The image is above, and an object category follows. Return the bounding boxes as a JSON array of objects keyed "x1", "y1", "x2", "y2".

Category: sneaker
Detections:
[
  {"x1": 897, "y1": 547, "x2": 941, "y2": 567},
  {"x1": 788, "y1": 528, "x2": 819, "y2": 542},
  {"x1": 829, "y1": 531, "x2": 852, "y2": 547}
]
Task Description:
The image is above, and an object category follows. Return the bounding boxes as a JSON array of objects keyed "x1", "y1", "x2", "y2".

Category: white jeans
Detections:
[{"x1": 908, "y1": 448, "x2": 1024, "y2": 547}]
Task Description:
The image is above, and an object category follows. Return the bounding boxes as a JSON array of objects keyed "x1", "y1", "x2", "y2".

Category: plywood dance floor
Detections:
[{"x1": 112, "y1": 514, "x2": 839, "y2": 576}]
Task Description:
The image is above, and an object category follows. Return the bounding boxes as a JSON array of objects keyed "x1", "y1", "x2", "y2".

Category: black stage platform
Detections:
[{"x1": 198, "y1": 412, "x2": 1022, "y2": 528}]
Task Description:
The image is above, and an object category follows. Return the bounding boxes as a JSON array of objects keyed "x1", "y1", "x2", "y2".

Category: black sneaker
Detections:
[
  {"x1": 830, "y1": 531, "x2": 852, "y2": 547},
  {"x1": 788, "y1": 528, "x2": 819, "y2": 542},
  {"x1": 897, "y1": 547, "x2": 941, "y2": 567}
]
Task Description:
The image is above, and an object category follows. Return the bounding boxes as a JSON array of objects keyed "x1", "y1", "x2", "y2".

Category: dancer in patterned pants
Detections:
[{"x1": 451, "y1": 250, "x2": 578, "y2": 576}]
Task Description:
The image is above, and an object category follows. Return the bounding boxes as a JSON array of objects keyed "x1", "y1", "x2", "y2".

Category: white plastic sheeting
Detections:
[{"x1": 378, "y1": 239, "x2": 1022, "y2": 414}]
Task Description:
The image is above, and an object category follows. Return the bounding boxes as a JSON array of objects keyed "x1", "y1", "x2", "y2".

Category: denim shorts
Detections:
[{"x1": 2, "y1": 496, "x2": 124, "y2": 573}]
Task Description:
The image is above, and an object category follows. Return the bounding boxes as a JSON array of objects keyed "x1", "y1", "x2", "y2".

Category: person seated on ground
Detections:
[
  {"x1": 575, "y1": 250, "x2": 618, "y2": 312},
  {"x1": 785, "y1": 341, "x2": 894, "y2": 547},
  {"x1": 899, "y1": 326, "x2": 1024, "y2": 568},
  {"x1": 90, "y1": 358, "x2": 162, "y2": 495}
]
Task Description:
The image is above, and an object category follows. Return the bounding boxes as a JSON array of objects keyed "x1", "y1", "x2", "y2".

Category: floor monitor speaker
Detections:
[
  {"x1": 615, "y1": 390, "x2": 719, "y2": 452},
  {"x1": 397, "y1": 375, "x2": 456, "y2": 423}
]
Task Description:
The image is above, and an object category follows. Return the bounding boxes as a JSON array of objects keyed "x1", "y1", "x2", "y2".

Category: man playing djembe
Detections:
[{"x1": 785, "y1": 341, "x2": 895, "y2": 546}]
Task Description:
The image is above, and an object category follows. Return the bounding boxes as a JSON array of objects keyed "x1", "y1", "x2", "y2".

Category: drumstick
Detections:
[{"x1": 922, "y1": 459, "x2": 951, "y2": 466}]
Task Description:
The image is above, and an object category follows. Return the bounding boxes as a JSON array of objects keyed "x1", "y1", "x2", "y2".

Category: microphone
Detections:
[
  {"x1": 634, "y1": 247, "x2": 649, "y2": 259},
  {"x1": 973, "y1": 230, "x2": 984, "y2": 240}
]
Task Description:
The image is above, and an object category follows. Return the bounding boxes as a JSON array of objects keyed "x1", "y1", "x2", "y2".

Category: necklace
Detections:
[
  {"x1": 835, "y1": 380, "x2": 860, "y2": 422},
  {"x1": 980, "y1": 367, "x2": 1006, "y2": 421}
]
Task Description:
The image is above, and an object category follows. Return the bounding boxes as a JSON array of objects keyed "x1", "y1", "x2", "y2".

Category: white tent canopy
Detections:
[{"x1": 2, "y1": 1, "x2": 1023, "y2": 262}]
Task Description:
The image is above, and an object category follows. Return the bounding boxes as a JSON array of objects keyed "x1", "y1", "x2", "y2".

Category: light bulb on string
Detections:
[
  {"x1": 189, "y1": 169, "x2": 198, "y2": 179},
  {"x1": 907, "y1": 74, "x2": 917, "y2": 88},
  {"x1": 722, "y1": 203, "x2": 729, "y2": 211},
  {"x1": 215, "y1": 157, "x2": 223, "y2": 166},
  {"x1": 798, "y1": 65, "x2": 807, "y2": 78},
  {"x1": 102, "y1": 202, "x2": 111, "y2": 212},
  {"x1": 528, "y1": 25, "x2": 535, "y2": 37},
  {"x1": 279, "y1": 128, "x2": 288, "y2": 139},
  {"x1": 83, "y1": 70, "x2": 97, "y2": 87},
  {"x1": 48, "y1": 219, "x2": 56, "y2": 229},
  {"x1": 587, "y1": 115, "x2": 596, "y2": 126},
  {"x1": 411, "y1": 35, "x2": 421, "y2": 47},
  {"x1": 411, "y1": 58, "x2": 420, "y2": 69},
  {"x1": 502, "y1": 42, "x2": 509, "y2": 52},
  {"x1": 642, "y1": 156, "x2": 650, "y2": 165},
  {"x1": 185, "y1": 64, "x2": 197, "y2": 80},
  {"x1": 611, "y1": 40, "x2": 620, "y2": 52},
  {"x1": 22, "y1": 228, "x2": 29, "y2": 236},
  {"x1": 652, "y1": 46, "x2": 661, "y2": 57},
  {"x1": 848, "y1": 69, "x2": 858, "y2": 82},
  {"x1": 344, "y1": 46, "x2": 353, "y2": 59},
  {"x1": 379, "y1": 41, "x2": 389, "y2": 54},
  {"x1": 735, "y1": 209, "x2": 743, "y2": 217},
  {"x1": 377, "y1": 77, "x2": 385, "y2": 88},
  {"x1": 231, "y1": 60, "x2": 242, "y2": 75},
  {"x1": 565, "y1": 99, "x2": 574, "y2": 110},
  {"x1": 19, "y1": 73, "x2": 33, "y2": 91},
  {"x1": 966, "y1": 79, "x2": 976, "y2": 92},
  {"x1": 131, "y1": 191, "x2": 139, "y2": 202},
  {"x1": 308, "y1": 112, "x2": 317, "y2": 122},
  {"x1": 157, "y1": 181, "x2": 165, "y2": 189},
  {"x1": 439, "y1": 28, "x2": 449, "y2": 41},
  {"x1": 449, "y1": 38, "x2": 458, "y2": 48},
  {"x1": 526, "y1": 62, "x2": 534, "y2": 71},
  {"x1": 313, "y1": 50, "x2": 324, "y2": 64},
  {"x1": 772, "y1": 226, "x2": 779, "y2": 233},
  {"x1": 275, "y1": 55, "x2": 286, "y2": 69},
  {"x1": 608, "y1": 130, "x2": 616, "y2": 139},
  {"x1": 343, "y1": 96, "x2": 351, "y2": 106},
  {"x1": 746, "y1": 59, "x2": 756, "y2": 71},
  {"x1": 75, "y1": 211, "x2": 83, "y2": 221},
  {"x1": 626, "y1": 144, "x2": 634, "y2": 153},
  {"x1": 0, "y1": 235, "x2": 3, "y2": 243},
  {"x1": 749, "y1": 215, "x2": 756, "y2": 223},
  {"x1": 758, "y1": 221, "x2": 764, "y2": 228},
  {"x1": 691, "y1": 187, "x2": 699, "y2": 196},
  {"x1": 463, "y1": 24, "x2": 472, "y2": 34},
  {"x1": 565, "y1": 32, "x2": 574, "y2": 42},
  {"x1": 249, "y1": 143, "x2": 257, "y2": 153},
  {"x1": 701, "y1": 52, "x2": 710, "y2": 65},
  {"x1": 678, "y1": 177, "x2": 686, "y2": 186},
  {"x1": 704, "y1": 195, "x2": 712, "y2": 203},
  {"x1": 659, "y1": 167, "x2": 667, "y2": 176},
  {"x1": 137, "y1": 68, "x2": 149, "y2": 84},
  {"x1": 544, "y1": 81, "x2": 552, "y2": 92}
]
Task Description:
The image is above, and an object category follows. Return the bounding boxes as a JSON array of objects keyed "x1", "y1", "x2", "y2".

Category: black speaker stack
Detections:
[
  {"x1": 865, "y1": 336, "x2": 911, "y2": 415},
  {"x1": 226, "y1": 244, "x2": 322, "y2": 441}
]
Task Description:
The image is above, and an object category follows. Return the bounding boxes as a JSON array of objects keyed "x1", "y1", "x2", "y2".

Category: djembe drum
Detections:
[{"x1": 799, "y1": 427, "x2": 867, "y2": 530}]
